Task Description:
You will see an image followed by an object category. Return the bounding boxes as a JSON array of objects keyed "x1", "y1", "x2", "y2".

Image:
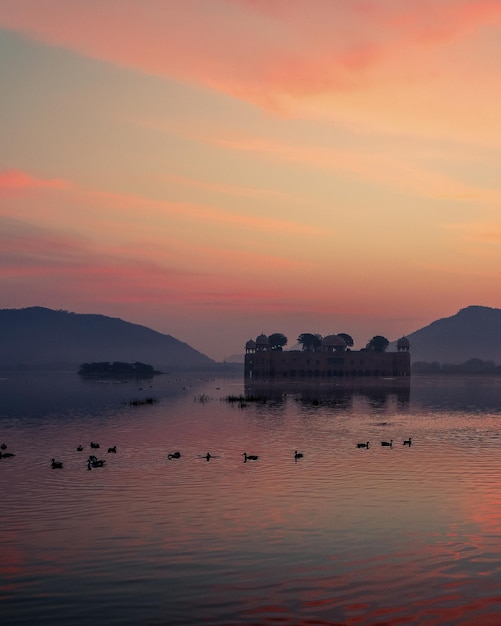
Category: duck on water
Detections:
[{"x1": 243, "y1": 452, "x2": 258, "y2": 462}]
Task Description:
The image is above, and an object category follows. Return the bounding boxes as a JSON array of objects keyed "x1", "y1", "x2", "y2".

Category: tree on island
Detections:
[
  {"x1": 78, "y1": 361, "x2": 158, "y2": 376},
  {"x1": 366, "y1": 336, "x2": 390, "y2": 352},
  {"x1": 268, "y1": 333, "x2": 288, "y2": 351},
  {"x1": 298, "y1": 333, "x2": 322, "y2": 351}
]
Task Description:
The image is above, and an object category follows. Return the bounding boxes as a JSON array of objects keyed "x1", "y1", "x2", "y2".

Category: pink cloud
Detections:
[
  {"x1": 1, "y1": 0, "x2": 500, "y2": 113},
  {"x1": 0, "y1": 216, "x2": 204, "y2": 302},
  {"x1": 0, "y1": 167, "x2": 319, "y2": 238},
  {"x1": 0, "y1": 169, "x2": 70, "y2": 196},
  {"x1": 0, "y1": 208, "x2": 310, "y2": 315},
  {"x1": 239, "y1": 0, "x2": 501, "y2": 43},
  {"x1": 385, "y1": 0, "x2": 501, "y2": 44}
]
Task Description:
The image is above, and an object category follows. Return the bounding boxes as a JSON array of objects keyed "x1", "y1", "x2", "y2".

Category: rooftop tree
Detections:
[
  {"x1": 298, "y1": 333, "x2": 322, "y2": 351},
  {"x1": 268, "y1": 333, "x2": 288, "y2": 351},
  {"x1": 367, "y1": 335, "x2": 389, "y2": 352},
  {"x1": 337, "y1": 333, "x2": 354, "y2": 348}
]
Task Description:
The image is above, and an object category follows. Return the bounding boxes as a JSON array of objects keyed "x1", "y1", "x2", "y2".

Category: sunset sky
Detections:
[{"x1": 2, "y1": 0, "x2": 501, "y2": 360}]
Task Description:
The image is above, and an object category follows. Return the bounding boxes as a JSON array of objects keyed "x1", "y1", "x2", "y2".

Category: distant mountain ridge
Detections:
[
  {"x1": 0, "y1": 307, "x2": 214, "y2": 371},
  {"x1": 401, "y1": 305, "x2": 501, "y2": 364},
  {"x1": 2, "y1": 305, "x2": 499, "y2": 371}
]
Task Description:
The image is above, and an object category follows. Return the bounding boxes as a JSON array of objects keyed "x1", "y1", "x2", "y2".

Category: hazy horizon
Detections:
[{"x1": 2, "y1": 2, "x2": 501, "y2": 361}]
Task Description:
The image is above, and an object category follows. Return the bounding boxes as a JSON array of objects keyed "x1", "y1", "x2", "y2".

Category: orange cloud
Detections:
[
  {"x1": 130, "y1": 115, "x2": 501, "y2": 208},
  {"x1": 161, "y1": 173, "x2": 307, "y2": 203},
  {"x1": 188, "y1": 128, "x2": 499, "y2": 204},
  {"x1": 88, "y1": 187, "x2": 322, "y2": 237},
  {"x1": 445, "y1": 221, "x2": 501, "y2": 244}
]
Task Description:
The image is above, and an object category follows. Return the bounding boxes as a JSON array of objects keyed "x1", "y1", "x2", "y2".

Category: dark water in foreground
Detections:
[{"x1": 2, "y1": 372, "x2": 501, "y2": 625}]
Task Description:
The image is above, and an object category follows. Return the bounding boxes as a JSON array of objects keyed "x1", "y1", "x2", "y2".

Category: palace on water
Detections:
[{"x1": 244, "y1": 334, "x2": 410, "y2": 380}]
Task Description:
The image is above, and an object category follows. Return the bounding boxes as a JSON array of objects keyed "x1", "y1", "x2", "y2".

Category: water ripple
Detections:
[{"x1": 3, "y1": 375, "x2": 501, "y2": 624}]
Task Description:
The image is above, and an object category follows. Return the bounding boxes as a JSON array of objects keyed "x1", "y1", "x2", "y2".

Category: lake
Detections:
[{"x1": 2, "y1": 372, "x2": 501, "y2": 625}]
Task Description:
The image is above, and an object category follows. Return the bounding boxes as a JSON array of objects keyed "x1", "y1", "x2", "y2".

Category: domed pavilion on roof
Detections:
[
  {"x1": 397, "y1": 336, "x2": 410, "y2": 351},
  {"x1": 245, "y1": 339, "x2": 256, "y2": 353},
  {"x1": 255, "y1": 333, "x2": 269, "y2": 351},
  {"x1": 244, "y1": 333, "x2": 410, "y2": 380},
  {"x1": 321, "y1": 334, "x2": 346, "y2": 352}
]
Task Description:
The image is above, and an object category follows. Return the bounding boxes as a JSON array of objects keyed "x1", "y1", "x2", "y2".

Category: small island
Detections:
[{"x1": 78, "y1": 361, "x2": 161, "y2": 378}]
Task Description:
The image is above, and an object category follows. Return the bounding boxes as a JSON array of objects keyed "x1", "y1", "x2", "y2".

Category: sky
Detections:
[{"x1": 1, "y1": 0, "x2": 501, "y2": 361}]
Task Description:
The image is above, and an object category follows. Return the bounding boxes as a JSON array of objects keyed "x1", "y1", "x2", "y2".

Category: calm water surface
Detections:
[{"x1": 2, "y1": 372, "x2": 501, "y2": 625}]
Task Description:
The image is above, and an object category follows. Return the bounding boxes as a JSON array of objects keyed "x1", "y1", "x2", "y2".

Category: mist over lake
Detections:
[{"x1": 2, "y1": 372, "x2": 501, "y2": 625}]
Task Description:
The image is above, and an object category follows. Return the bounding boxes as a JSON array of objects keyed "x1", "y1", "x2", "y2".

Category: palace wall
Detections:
[{"x1": 244, "y1": 349, "x2": 410, "y2": 380}]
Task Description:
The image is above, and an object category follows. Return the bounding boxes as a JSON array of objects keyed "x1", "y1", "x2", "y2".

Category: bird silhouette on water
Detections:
[
  {"x1": 381, "y1": 440, "x2": 393, "y2": 447},
  {"x1": 294, "y1": 450, "x2": 304, "y2": 460},
  {"x1": 168, "y1": 451, "x2": 181, "y2": 459},
  {"x1": 403, "y1": 438, "x2": 412, "y2": 446},
  {"x1": 357, "y1": 442, "x2": 370, "y2": 449},
  {"x1": 87, "y1": 455, "x2": 105, "y2": 468},
  {"x1": 243, "y1": 452, "x2": 258, "y2": 462},
  {"x1": 51, "y1": 458, "x2": 63, "y2": 469}
]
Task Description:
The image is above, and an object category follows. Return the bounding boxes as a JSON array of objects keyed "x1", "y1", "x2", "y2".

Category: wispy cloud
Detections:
[
  {"x1": 0, "y1": 169, "x2": 71, "y2": 196},
  {"x1": 162, "y1": 173, "x2": 307, "y2": 203},
  {"x1": 0, "y1": 168, "x2": 320, "y2": 237},
  {"x1": 129, "y1": 113, "x2": 501, "y2": 204},
  {"x1": 444, "y1": 220, "x2": 501, "y2": 244},
  {"x1": 0, "y1": 216, "x2": 212, "y2": 305},
  {"x1": 1, "y1": 1, "x2": 501, "y2": 138},
  {"x1": 86, "y1": 187, "x2": 322, "y2": 238},
  {"x1": 196, "y1": 130, "x2": 501, "y2": 204},
  {"x1": 0, "y1": 205, "x2": 315, "y2": 312}
]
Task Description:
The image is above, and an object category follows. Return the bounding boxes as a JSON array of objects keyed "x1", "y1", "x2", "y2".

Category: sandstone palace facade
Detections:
[{"x1": 244, "y1": 334, "x2": 410, "y2": 380}]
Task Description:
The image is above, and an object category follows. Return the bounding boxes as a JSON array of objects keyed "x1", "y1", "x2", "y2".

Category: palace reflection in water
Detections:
[{"x1": 245, "y1": 378, "x2": 411, "y2": 410}]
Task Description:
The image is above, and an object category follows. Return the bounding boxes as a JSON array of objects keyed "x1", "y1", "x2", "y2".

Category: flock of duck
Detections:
[
  {"x1": 48, "y1": 448, "x2": 281, "y2": 467},
  {"x1": 48, "y1": 447, "x2": 266, "y2": 468},
  {"x1": 49, "y1": 441, "x2": 118, "y2": 470},
  {"x1": 1, "y1": 437, "x2": 413, "y2": 470}
]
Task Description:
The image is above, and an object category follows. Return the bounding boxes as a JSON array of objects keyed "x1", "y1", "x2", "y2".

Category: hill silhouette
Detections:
[
  {"x1": 0, "y1": 307, "x2": 214, "y2": 371},
  {"x1": 401, "y1": 305, "x2": 501, "y2": 365},
  {"x1": 3, "y1": 305, "x2": 499, "y2": 372}
]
